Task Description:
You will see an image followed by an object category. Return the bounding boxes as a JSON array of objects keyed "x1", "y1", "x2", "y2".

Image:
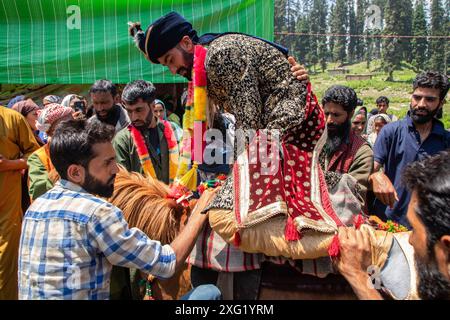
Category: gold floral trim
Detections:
[
  {"x1": 294, "y1": 215, "x2": 336, "y2": 234},
  {"x1": 240, "y1": 201, "x2": 288, "y2": 229}
]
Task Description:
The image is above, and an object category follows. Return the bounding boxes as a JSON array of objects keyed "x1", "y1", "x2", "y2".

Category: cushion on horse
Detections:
[{"x1": 209, "y1": 208, "x2": 394, "y2": 267}]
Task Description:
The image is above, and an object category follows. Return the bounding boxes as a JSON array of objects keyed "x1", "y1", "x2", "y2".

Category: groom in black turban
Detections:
[
  {"x1": 129, "y1": 11, "x2": 290, "y2": 80},
  {"x1": 128, "y1": 11, "x2": 325, "y2": 300}
]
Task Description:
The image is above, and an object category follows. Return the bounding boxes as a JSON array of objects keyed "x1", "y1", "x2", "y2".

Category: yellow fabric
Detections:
[
  {"x1": 28, "y1": 144, "x2": 57, "y2": 201},
  {"x1": 34, "y1": 145, "x2": 53, "y2": 172},
  {"x1": 142, "y1": 157, "x2": 157, "y2": 180},
  {"x1": 208, "y1": 209, "x2": 394, "y2": 262},
  {"x1": 178, "y1": 163, "x2": 198, "y2": 192},
  {"x1": 0, "y1": 106, "x2": 39, "y2": 299},
  {"x1": 168, "y1": 148, "x2": 179, "y2": 185},
  {"x1": 194, "y1": 87, "x2": 208, "y2": 121}
]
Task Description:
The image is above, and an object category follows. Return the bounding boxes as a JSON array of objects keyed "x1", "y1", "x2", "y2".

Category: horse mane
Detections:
[{"x1": 109, "y1": 166, "x2": 186, "y2": 244}]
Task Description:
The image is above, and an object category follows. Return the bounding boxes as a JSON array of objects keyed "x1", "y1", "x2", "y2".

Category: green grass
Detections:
[{"x1": 310, "y1": 60, "x2": 449, "y2": 129}]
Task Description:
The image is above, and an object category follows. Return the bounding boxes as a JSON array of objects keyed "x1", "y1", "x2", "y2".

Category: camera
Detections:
[{"x1": 74, "y1": 101, "x2": 86, "y2": 113}]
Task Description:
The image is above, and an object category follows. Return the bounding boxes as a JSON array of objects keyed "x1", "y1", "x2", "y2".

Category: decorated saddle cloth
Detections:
[{"x1": 206, "y1": 83, "x2": 365, "y2": 259}]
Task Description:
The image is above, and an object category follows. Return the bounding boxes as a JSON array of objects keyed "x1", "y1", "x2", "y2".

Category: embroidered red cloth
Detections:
[{"x1": 233, "y1": 83, "x2": 343, "y2": 241}]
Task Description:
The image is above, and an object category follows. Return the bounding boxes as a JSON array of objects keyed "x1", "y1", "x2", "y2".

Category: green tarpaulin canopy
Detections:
[{"x1": 0, "y1": 0, "x2": 274, "y2": 84}]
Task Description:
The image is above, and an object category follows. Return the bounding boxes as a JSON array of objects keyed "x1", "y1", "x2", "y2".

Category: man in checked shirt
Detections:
[{"x1": 17, "y1": 119, "x2": 220, "y2": 300}]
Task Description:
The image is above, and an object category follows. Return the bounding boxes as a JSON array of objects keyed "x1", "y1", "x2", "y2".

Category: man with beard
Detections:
[
  {"x1": 335, "y1": 150, "x2": 450, "y2": 300},
  {"x1": 89, "y1": 79, "x2": 130, "y2": 133},
  {"x1": 17, "y1": 119, "x2": 220, "y2": 300},
  {"x1": 113, "y1": 80, "x2": 179, "y2": 185},
  {"x1": 321, "y1": 85, "x2": 374, "y2": 208},
  {"x1": 370, "y1": 71, "x2": 450, "y2": 227}
]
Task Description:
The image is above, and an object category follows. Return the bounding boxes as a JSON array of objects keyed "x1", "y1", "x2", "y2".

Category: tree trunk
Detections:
[{"x1": 385, "y1": 70, "x2": 394, "y2": 82}]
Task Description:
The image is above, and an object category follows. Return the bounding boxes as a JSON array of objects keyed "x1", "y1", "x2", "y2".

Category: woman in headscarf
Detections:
[
  {"x1": 12, "y1": 99, "x2": 44, "y2": 146},
  {"x1": 367, "y1": 114, "x2": 391, "y2": 146},
  {"x1": 42, "y1": 95, "x2": 61, "y2": 107},
  {"x1": 351, "y1": 106, "x2": 368, "y2": 139},
  {"x1": 153, "y1": 99, "x2": 183, "y2": 145},
  {"x1": 27, "y1": 104, "x2": 74, "y2": 201},
  {"x1": 7, "y1": 95, "x2": 25, "y2": 109}
]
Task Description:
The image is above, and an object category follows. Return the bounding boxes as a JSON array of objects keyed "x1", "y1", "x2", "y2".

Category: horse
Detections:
[
  {"x1": 109, "y1": 166, "x2": 193, "y2": 300},
  {"x1": 108, "y1": 167, "x2": 361, "y2": 300}
]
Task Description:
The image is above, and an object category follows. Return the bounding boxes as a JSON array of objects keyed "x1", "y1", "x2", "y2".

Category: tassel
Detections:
[
  {"x1": 353, "y1": 214, "x2": 365, "y2": 230},
  {"x1": 178, "y1": 163, "x2": 198, "y2": 192},
  {"x1": 328, "y1": 234, "x2": 340, "y2": 258},
  {"x1": 233, "y1": 230, "x2": 241, "y2": 247},
  {"x1": 285, "y1": 215, "x2": 301, "y2": 241}
]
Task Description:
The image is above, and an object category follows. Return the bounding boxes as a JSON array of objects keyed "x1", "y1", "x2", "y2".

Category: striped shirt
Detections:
[{"x1": 18, "y1": 180, "x2": 176, "y2": 300}]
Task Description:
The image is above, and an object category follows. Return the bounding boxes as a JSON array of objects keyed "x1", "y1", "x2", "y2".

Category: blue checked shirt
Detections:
[{"x1": 18, "y1": 180, "x2": 176, "y2": 300}]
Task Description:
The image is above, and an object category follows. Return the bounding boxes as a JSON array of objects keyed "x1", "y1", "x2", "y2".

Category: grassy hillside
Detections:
[{"x1": 310, "y1": 60, "x2": 450, "y2": 129}]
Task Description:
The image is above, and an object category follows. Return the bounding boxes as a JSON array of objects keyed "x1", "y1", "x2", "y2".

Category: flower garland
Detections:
[
  {"x1": 129, "y1": 125, "x2": 157, "y2": 179},
  {"x1": 176, "y1": 45, "x2": 208, "y2": 191},
  {"x1": 129, "y1": 120, "x2": 179, "y2": 183}
]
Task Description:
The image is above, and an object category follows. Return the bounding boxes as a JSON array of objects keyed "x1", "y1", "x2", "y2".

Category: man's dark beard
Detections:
[
  {"x1": 132, "y1": 110, "x2": 154, "y2": 131},
  {"x1": 96, "y1": 104, "x2": 119, "y2": 126},
  {"x1": 324, "y1": 120, "x2": 350, "y2": 156},
  {"x1": 177, "y1": 49, "x2": 194, "y2": 81},
  {"x1": 82, "y1": 170, "x2": 116, "y2": 198},
  {"x1": 410, "y1": 105, "x2": 440, "y2": 125},
  {"x1": 416, "y1": 253, "x2": 450, "y2": 300}
]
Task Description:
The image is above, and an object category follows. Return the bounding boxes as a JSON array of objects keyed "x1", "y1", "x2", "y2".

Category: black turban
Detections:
[
  {"x1": 135, "y1": 11, "x2": 289, "y2": 64},
  {"x1": 143, "y1": 12, "x2": 198, "y2": 64}
]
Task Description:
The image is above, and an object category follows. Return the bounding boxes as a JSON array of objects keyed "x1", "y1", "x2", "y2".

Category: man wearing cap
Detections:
[{"x1": 129, "y1": 12, "x2": 339, "y2": 299}]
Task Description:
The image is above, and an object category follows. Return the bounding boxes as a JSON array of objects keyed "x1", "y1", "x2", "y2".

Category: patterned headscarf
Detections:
[
  {"x1": 12, "y1": 99, "x2": 40, "y2": 117},
  {"x1": 43, "y1": 95, "x2": 62, "y2": 105},
  {"x1": 61, "y1": 94, "x2": 76, "y2": 108},
  {"x1": 36, "y1": 103, "x2": 74, "y2": 133}
]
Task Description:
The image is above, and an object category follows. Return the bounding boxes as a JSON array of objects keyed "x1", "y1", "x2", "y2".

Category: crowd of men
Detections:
[{"x1": 0, "y1": 11, "x2": 449, "y2": 301}]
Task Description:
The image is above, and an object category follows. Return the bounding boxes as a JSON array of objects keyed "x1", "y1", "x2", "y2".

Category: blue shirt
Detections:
[
  {"x1": 373, "y1": 114, "x2": 450, "y2": 226},
  {"x1": 18, "y1": 180, "x2": 176, "y2": 300}
]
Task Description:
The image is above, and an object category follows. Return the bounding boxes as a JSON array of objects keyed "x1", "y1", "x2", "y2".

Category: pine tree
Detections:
[
  {"x1": 356, "y1": 0, "x2": 368, "y2": 62},
  {"x1": 285, "y1": 0, "x2": 299, "y2": 54},
  {"x1": 411, "y1": 0, "x2": 428, "y2": 71},
  {"x1": 348, "y1": 0, "x2": 358, "y2": 63},
  {"x1": 331, "y1": 0, "x2": 348, "y2": 65},
  {"x1": 274, "y1": 0, "x2": 288, "y2": 45},
  {"x1": 401, "y1": 0, "x2": 414, "y2": 63},
  {"x1": 328, "y1": 4, "x2": 336, "y2": 62},
  {"x1": 383, "y1": 0, "x2": 405, "y2": 81},
  {"x1": 365, "y1": 29, "x2": 374, "y2": 69},
  {"x1": 317, "y1": 0, "x2": 328, "y2": 71},
  {"x1": 294, "y1": 14, "x2": 311, "y2": 65},
  {"x1": 429, "y1": 0, "x2": 446, "y2": 72},
  {"x1": 373, "y1": 0, "x2": 387, "y2": 59},
  {"x1": 308, "y1": 1, "x2": 319, "y2": 70}
]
